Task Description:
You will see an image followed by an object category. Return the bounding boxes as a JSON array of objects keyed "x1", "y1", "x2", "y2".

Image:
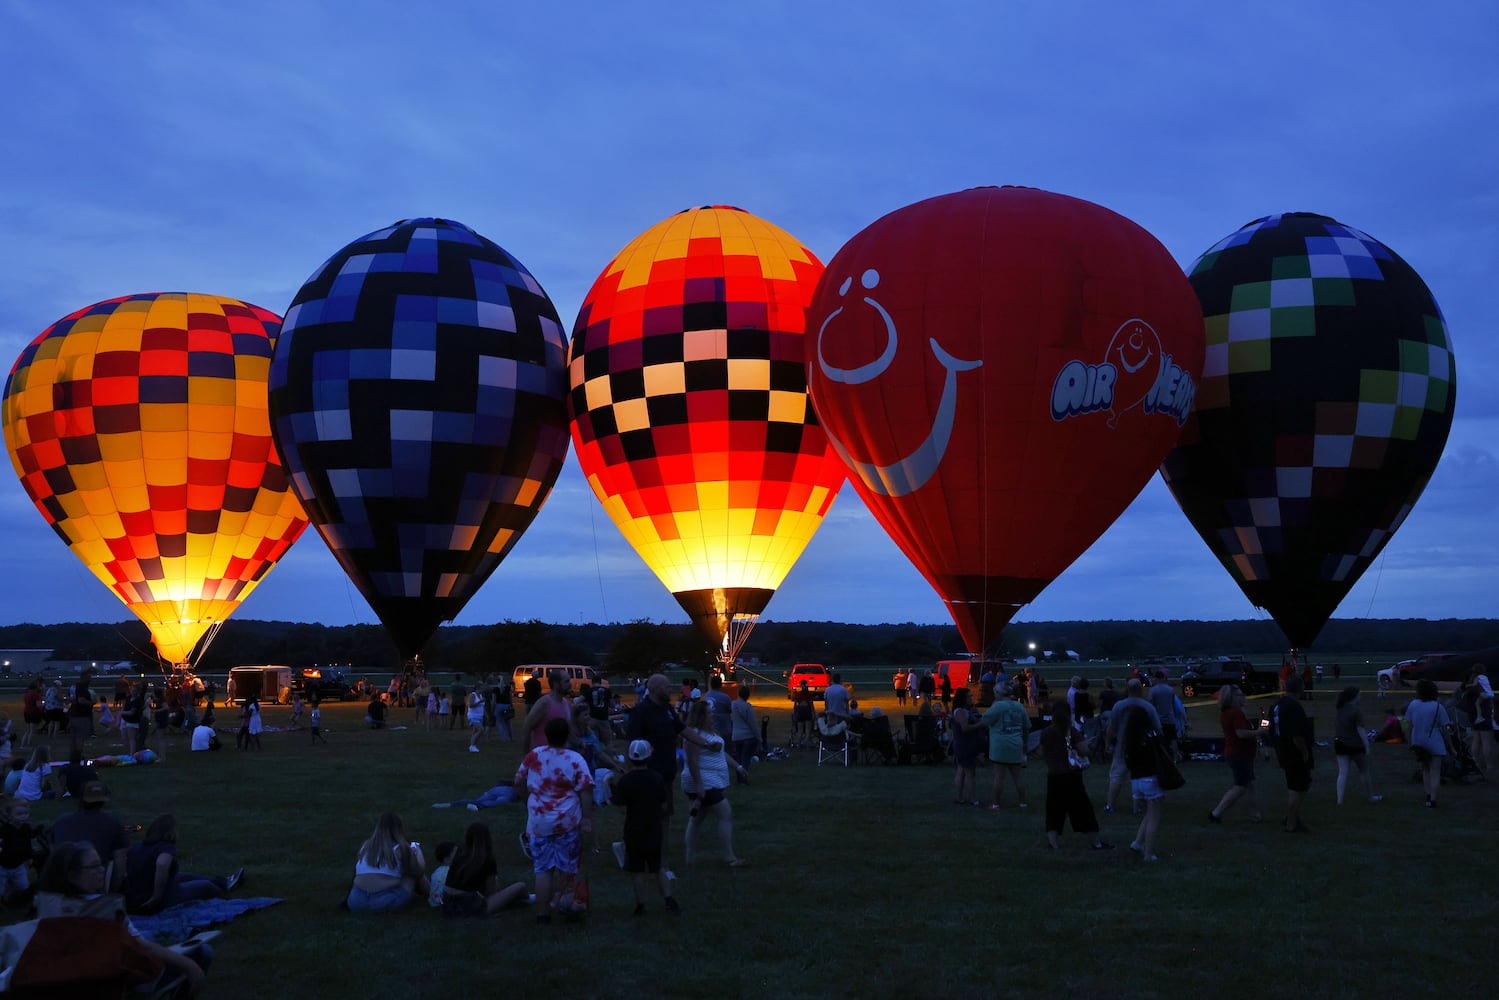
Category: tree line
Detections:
[{"x1": 5, "y1": 616, "x2": 1499, "y2": 680}]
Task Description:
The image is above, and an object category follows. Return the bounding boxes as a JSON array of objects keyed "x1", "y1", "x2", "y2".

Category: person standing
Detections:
[
  {"x1": 1332, "y1": 686, "x2": 1382, "y2": 805},
  {"x1": 1271, "y1": 675, "x2": 1314, "y2": 831},
  {"x1": 626, "y1": 672, "x2": 715, "y2": 874},
  {"x1": 1120, "y1": 700, "x2": 1167, "y2": 861},
  {"x1": 310, "y1": 699, "x2": 327, "y2": 745},
  {"x1": 1207, "y1": 686, "x2": 1265, "y2": 824},
  {"x1": 612, "y1": 739, "x2": 679, "y2": 916},
  {"x1": 1104, "y1": 679, "x2": 1161, "y2": 813},
  {"x1": 981, "y1": 681, "x2": 1029, "y2": 810},
  {"x1": 823, "y1": 673, "x2": 850, "y2": 721},
  {"x1": 894, "y1": 669, "x2": 909, "y2": 707},
  {"x1": 515, "y1": 718, "x2": 594, "y2": 922},
  {"x1": 1404, "y1": 678, "x2": 1452, "y2": 809},
  {"x1": 1148, "y1": 673, "x2": 1180, "y2": 761},
  {"x1": 1038, "y1": 701, "x2": 1111, "y2": 851},
  {"x1": 465, "y1": 685, "x2": 486, "y2": 753},
  {"x1": 729, "y1": 685, "x2": 758, "y2": 781},
  {"x1": 519, "y1": 672, "x2": 574, "y2": 750},
  {"x1": 1463, "y1": 665, "x2": 1496, "y2": 778},
  {"x1": 705, "y1": 676, "x2": 734, "y2": 752}
]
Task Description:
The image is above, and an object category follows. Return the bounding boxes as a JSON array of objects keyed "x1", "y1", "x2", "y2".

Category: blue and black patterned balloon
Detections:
[
  {"x1": 268, "y1": 218, "x2": 569, "y2": 659},
  {"x1": 1161, "y1": 213, "x2": 1456, "y2": 649}
]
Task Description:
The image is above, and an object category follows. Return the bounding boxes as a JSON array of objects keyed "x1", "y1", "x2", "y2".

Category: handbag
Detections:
[{"x1": 1153, "y1": 740, "x2": 1185, "y2": 790}]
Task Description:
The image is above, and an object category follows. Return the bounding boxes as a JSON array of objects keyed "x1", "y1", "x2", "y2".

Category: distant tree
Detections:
[{"x1": 605, "y1": 621, "x2": 707, "y2": 679}]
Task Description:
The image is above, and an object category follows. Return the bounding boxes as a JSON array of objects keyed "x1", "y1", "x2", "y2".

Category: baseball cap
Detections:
[
  {"x1": 628, "y1": 739, "x2": 653, "y2": 762},
  {"x1": 689, "y1": 688, "x2": 702, "y2": 700},
  {"x1": 81, "y1": 780, "x2": 110, "y2": 804}
]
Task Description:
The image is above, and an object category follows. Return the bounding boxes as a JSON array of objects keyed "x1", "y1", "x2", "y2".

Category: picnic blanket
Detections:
[{"x1": 130, "y1": 896, "x2": 282, "y2": 944}]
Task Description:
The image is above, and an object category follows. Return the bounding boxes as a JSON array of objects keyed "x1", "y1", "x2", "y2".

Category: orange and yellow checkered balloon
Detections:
[
  {"x1": 568, "y1": 207, "x2": 846, "y2": 649},
  {"x1": 3, "y1": 293, "x2": 309, "y2": 666}
]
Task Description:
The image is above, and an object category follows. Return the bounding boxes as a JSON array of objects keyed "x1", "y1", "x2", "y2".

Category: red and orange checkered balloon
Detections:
[
  {"x1": 568, "y1": 207, "x2": 846, "y2": 651},
  {"x1": 3, "y1": 293, "x2": 309, "y2": 666}
]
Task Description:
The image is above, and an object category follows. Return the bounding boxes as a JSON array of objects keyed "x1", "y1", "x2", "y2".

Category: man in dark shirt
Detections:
[
  {"x1": 612, "y1": 739, "x2": 679, "y2": 916},
  {"x1": 1271, "y1": 675, "x2": 1313, "y2": 832},
  {"x1": 48, "y1": 780, "x2": 130, "y2": 892}
]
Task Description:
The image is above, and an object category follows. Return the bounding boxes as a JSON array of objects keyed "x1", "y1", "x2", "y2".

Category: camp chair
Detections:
[
  {"x1": 858, "y1": 713, "x2": 896, "y2": 764},
  {"x1": 902, "y1": 714, "x2": 945, "y2": 765},
  {"x1": 816, "y1": 713, "x2": 851, "y2": 767}
]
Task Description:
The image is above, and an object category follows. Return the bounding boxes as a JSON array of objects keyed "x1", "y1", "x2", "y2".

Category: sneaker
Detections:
[
  {"x1": 1369, "y1": 795, "x2": 1384, "y2": 803},
  {"x1": 664, "y1": 896, "x2": 681, "y2": 915},
  {"x1": 612, "y1": 841, "x2": 628, "y2": 869},
  {"x1": 466, "y1": 803, "x2": 479, "y2": 812},
  {"x1": 1103, "y1": 805, "x2": 1116, "y2": 813},
  {"x1": 1206, "y1": 811, "x2": 1222, "y2": 825},
  {"x1": 987, "y1": 804, "x2": 1002, "y2": 811},
  {"x1": 1128, "y1": 842, "x2": 1142, "y2": 854},
  {"x1": 1016, "y1": 802, "x2": 1029, "y2": 810},
  {"x1": 467, "y1": 745, "x2": 480, "y2": 753},
  {"x1": 431, "y1": 802, "x2": 452, "y2": 809},
  {"x1": 665, "y1": 869, "x2": 676, "y2": 881},
  {"x1": 225, "y1": 868, "x2": 244, "y2": 892}
]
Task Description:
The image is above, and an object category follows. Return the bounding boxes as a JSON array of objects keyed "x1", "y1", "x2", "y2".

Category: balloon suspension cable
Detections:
[
  {"x1": 587, "y1": 495, "x2": 610, "y2": 624},
  {"x1": 190, "y1": 620, "x2": 225, "y2": 674},
  {"x1": 1361, "y1": 552, "x2": 1386, "y2": 619},
  {"x1": 720, "y1": 615, "x2": 759, "y2": 666}
]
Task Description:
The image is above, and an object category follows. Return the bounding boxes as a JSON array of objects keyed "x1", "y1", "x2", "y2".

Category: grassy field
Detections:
[{"x1": 8, "y1": 677, "x2": 1495, "y2": 999}]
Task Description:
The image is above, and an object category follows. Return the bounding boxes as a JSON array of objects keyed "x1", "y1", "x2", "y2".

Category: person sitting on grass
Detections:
[
  {"x1": 427, "y1": 841, "x2": 459, "y2": 908},
  {"x1": 35, "y1": 840, "x2": 210, "y2": 997},
  {"x1": 0, "y1": 799, "x2": 47, "y2": 906},
  {"x1": 611, "y1": 739, "x2": 679, "y2": 916},
  {"x1": 440, "y1": 822, "x2": 528, "y2": 917},
  {"x1": 123, "y1": 813, "x2": 243, "y2": 915},
  {"x1": 346, "y1": 811, "x2": 427, "y2": 912}
]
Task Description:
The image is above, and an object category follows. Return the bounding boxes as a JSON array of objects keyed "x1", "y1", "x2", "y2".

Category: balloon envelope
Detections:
[
  {"x1": 567, "y1": 206, "x2": 846, "y2": 651},
  {"x1": 806, "y1": 187, "x2": 1204, "y2": 654},
  {"x1": 2, "y1": 293, "x2": 309, "y2": 665},
  {"x1": 1161, "y1": 213, "x2": 1456, "y2": 648},
  {"x1": 268, "y1": 218, "x2": 570, "y2": 660}
]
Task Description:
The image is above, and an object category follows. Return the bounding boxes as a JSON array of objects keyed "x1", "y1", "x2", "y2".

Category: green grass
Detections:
[{"x1": 10, "y1": 685, "x2": 1497, "y2": 999}]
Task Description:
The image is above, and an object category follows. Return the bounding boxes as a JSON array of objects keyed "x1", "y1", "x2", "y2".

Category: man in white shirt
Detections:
[
  {"x1": 822, "y1": 674, "x2": 850, "y2": 720},
  {"x1": 190, "y1": 720, "x2": 218, "y2": 751}
]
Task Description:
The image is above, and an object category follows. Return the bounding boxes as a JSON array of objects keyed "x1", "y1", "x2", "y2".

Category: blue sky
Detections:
[{"x1": 2, "y1": 3, "x2": 1495, "y2": 638}]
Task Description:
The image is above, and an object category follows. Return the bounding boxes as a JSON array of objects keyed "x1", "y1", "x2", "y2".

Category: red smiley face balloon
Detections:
[{"x1": 806, "y1": 187, "x2": 1205, "y2": 653}]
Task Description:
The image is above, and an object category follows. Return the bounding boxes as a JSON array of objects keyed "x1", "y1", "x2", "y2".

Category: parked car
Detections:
[
  {"x1": 1178, "y1": 659, "x2": 1273, "y2": 698},
  {"x1": 1395, "y1": 649, "x2": 1496, "y2": 692},
  {"x1": 293, "y1": 668, "x2": 353, "y2": 702},
  {"x1": 785, "y1": 663, "x2": 830, "y2": 700}
]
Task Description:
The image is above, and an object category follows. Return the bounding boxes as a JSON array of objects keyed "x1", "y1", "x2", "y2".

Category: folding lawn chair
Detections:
[{"x1": 816, "y1": 713, "x2": 851, "y2": 767}]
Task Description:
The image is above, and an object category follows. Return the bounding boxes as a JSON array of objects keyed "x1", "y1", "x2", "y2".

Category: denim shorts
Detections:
[
  {"x1": 1131, "y1": 776, "x2": 1164, "y2": 801},
  {"x1": 347, "y1": 884, "x2": 412, "y2": 912}
]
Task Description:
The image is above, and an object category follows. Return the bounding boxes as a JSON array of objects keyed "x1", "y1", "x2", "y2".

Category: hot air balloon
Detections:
[
  {"x1": 268, "y1": 218, "x2": 569, "y2": 663},
  {"x1": 567, "y1": 206, "x2": 846, "y2": 663},
  {"x1": 805, "y1": 186, "x2": 1204, "y2": 655},
  {"x1": 2, "y1": 293, "x2": 309, "y2": 668},
  {"x1": 1161, "y1": 212, "x2": 1456, "y2": 651}
]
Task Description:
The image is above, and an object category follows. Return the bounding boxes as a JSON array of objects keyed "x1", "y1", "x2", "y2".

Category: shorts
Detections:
[
  {"x1": 467, "y1": 711, "x2": 484, "y2": 726},
  {"x1": 0, "y1": 864, "x2": 29, "y2": 895},
  {"x1": 1333, "y1": 739, "x2": 1365, "y2": 757},
  {"x1": 624, "y1": 834, "x2": 661, "y2": 874},
  {"x1": 346, "y1": 884, "x2": 413, "y2": 912},
  {"x1": 441, "y1": 890, "x2": 487, "y2": 918},
  {"x1": 1227, "y1": 756, "x2": 1256, "y2": 788},
  {"x1": 687, "y1": 787, "x2": 725, "y2": 810},
  {"x1": 1130, "y1": 776, "x2": 1164, "y2": 801},
  {"x1": 793, "y1": 704, "x2": 813, "y2": 723},
  {"x1": 1280, "y1": 759, "x2": 1312, "y2": 792},
  {"x1": 530, "y1": 828, "x2": 582, "y2": 875}
]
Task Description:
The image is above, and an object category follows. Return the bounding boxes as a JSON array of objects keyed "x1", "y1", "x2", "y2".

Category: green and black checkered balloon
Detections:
[{"x1": 1161, "y1": 213, "x2": 1455, "y2": 649}]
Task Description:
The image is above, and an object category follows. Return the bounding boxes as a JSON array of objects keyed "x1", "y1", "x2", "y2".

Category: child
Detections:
[
  {"x1": 0, "y1": 800, "x2": 45, "y2": 905},
  {"x1": 288, "y1": 691, "x2": 305, "y2": 731},
  {"x1": 97, "y1": 697, "x2": 115, "y2": 734},
  {"x1": 611, "y1": 740, "x2": 679, "y2": 916},
  {"x1": 427, "y1": 841, "x2": 459, "y2": 908},
  {"x1": 425, "y1": 689, "x2": 438, "y2": 731},
  {"x1": 437, "y1": 691, "x2": 451, "y2": 729},
  {"x1": 310, "y1": 702, "x2": 326, "y2": 744}
]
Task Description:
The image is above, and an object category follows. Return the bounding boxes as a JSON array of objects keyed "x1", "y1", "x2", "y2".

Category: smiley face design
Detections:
[
  {"x1": 1104, "y1": 319, "x2": 1163, "y2": 425},
  {"x1": 815, "y1": 268, "x2": 982, "y2": 497}
]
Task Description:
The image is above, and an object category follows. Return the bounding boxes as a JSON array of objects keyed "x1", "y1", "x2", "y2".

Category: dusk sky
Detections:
[{"x1": 2, "y1": 4, "x2": 1495, "y2": 641}]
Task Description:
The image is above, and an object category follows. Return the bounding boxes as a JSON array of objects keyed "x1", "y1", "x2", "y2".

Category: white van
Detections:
[{"x1": 511, "y1": 664, "x2": 603, "y2": 697}]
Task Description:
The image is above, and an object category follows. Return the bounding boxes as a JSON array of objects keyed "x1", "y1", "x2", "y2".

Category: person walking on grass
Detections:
[
  {"x1": 681, "y1": 700, "x2": 747, "y2": 868},
  {"x1": 310, "y1": 698, "x2": 327, "y2": 744},
  {"x1": 612, "y1": 739, "x2": 679, "y2": 916},
  {"x1": 1105, "y1": 679, "x2": 1160, "y2": 815},
  {"x1": 466, "y1": 685, "x2": 486, "y2": 753},
  {"x1": 1271, "y1": 675, "x2": 1313, "y2": 830},
  {"x1": 1332, "y1": 686, "x2": 1382, "y2": 806},
  {"x1": 981, "y1": 681, "x2": 1029, "y2": 810},
  {"x1": 1404, "y1": 678, "x2": 1452, "y2": 809},
  {"x1": 1038, "y1": 701, "x2": 1111, "y2": 851},
  {"x1": 1121, "y1": 701, "x2": 1167, "y2": 862},
  {"x1": 1208, "y1": 686, "x2": 1265, "y2": 824}
]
